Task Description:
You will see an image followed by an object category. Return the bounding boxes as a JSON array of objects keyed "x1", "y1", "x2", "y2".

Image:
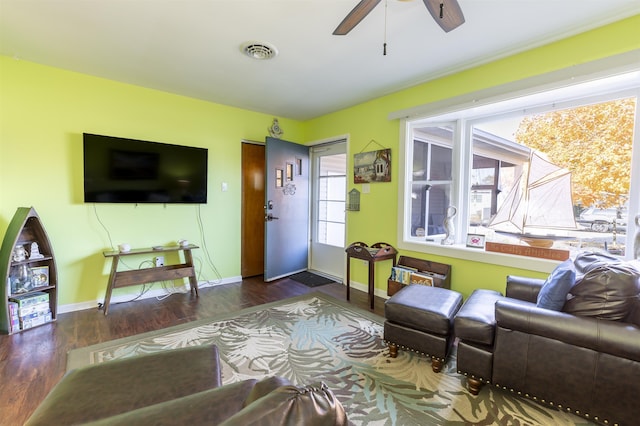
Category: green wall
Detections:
[
  {"x1": 305, "y1": 15, "x2": 640, "y2": 297},
  {"x1": 0, "y1": 59, "x2": 303, "y2": 306},
  {"x1": 1, "y1": 15, "x2": 638, "y2": 308}
]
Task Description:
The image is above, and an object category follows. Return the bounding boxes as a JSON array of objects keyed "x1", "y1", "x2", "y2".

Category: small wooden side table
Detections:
[
  {"x1": 345, "y1": 242, "x2": 397, "y2": 309},
  {"x1": 102, "y1": 245, "x2": 199, "y2": 315}
]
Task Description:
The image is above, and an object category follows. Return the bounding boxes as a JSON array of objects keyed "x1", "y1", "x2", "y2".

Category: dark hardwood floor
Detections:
[{"x1": 0, "y1": 277, "x2": 384, "y2": 425}]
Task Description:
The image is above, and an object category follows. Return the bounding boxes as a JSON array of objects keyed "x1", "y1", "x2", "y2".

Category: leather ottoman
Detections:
[
  {"x1": 384, "y1": 285, "x2": 463, "y2": 372},
  {"x1": 452, "y1": 289, "x2": 505, "y2": 394}
]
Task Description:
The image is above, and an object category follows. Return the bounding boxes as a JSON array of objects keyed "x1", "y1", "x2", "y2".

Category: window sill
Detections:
[{"x1": 398, "y1": 239, "x2": 560, "y2": 274}]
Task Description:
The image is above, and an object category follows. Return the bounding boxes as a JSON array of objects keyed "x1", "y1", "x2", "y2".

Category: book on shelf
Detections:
[
  {"x1": 19, "y1": 311, "x2": 52, "y2": 330},
  {"x1": 17, "y1": 301, "x2": 50, "y2": 317},
  {"x1": 8, "y1": 302, "x2": 19, "y2": 333},
  {"x1": 414, "y1": 270, "x2": 447, "y2": 281},
  {"x1": 10, "y1": 318, "x2": 20, "y2": 333},
  {"x1": 8, "y1": 292, "x2": 52, "y2": 330},
  {"x1": 391, "y1": 266, "x2": 446, "y2": 286},
  {"x1": 390, "y1": 266, "x2": 417, "y2": 284},
  {"x1": 409, "y1": 272, "x2": 434, "y2": 286},
  {"x1": 8, "y1": 301, "x2": 19, "y2": 317},
  {"x1": 9, "y1": 291, "x2": 49, "y2": 307}
]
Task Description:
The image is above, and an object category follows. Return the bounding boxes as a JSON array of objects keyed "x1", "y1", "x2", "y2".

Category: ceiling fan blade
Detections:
[
  {"x1": 333, "y1": 0, "x2": 382, "y2": 35},
  {"x1": 423, "y1": 0, "x2": 465, "y2": 32}
]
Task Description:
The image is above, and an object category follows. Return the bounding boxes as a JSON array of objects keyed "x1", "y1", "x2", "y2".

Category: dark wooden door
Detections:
[{"x1": 241, "y1": 142, "x2": 265, "y2": 277}]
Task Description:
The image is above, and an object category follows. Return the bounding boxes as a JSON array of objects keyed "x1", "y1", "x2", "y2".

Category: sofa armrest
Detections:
[
  {"x1": 505, "y1": 275, "x2": 545, "y2": 303},
  {"x1": 495, "y1": 299, "x2": 640, "y2": 362}
]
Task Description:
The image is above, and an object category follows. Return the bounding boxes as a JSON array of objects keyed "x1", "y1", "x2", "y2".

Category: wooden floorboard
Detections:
[{"x1": 0, "y1": 277, "x2": 384, "y2": 425}]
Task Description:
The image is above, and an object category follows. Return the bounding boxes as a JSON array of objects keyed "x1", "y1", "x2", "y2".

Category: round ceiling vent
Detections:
[{"x1": 241, "y1": 41, "x2": 278, "y2": 60}]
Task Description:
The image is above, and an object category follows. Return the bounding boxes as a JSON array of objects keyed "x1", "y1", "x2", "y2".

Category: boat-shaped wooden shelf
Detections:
[{"x1": 0, "y1": 207, "x2": 58, "y2": 334}]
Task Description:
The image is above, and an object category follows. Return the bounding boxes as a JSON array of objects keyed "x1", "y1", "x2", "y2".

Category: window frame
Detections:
[
  {"x1": 397, "y1": 59, "x2": 640, "y2": 273},
  {"x1": 407, "y1": 124, "x2": 456, "y2": 240}
]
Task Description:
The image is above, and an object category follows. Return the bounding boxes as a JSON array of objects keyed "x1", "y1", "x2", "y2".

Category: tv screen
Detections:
[{"x1": 83, "y1": 133, "x2": 208, "y2": 204}]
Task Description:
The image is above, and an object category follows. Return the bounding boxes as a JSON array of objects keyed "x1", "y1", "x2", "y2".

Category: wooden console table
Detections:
[
  {"x1": 102, "y1": 245, "x2": 199, "y2": 315},
  {"x1": 345, "y1": 242, "x2": 397, "y2": 309}
]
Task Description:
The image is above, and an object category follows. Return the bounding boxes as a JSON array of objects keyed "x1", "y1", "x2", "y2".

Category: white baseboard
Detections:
[
  {"x1": 57, "y1": 276, "x2": 242, "y2": 314},
  {"x1": 344, "y1": 280, "x2": 391, "y2": 301},
  {"x1": 57, "y1": 276, "x2": 387, "y2": 314}
]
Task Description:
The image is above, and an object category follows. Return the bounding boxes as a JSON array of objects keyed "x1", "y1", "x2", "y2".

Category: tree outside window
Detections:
[{"x1": 471, "y1": 97, "x2": 635, "y2": 254}]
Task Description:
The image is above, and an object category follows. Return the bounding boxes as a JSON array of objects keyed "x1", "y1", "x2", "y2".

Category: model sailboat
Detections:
[{"x1": 488, "y1": 151, "x2": 578, "y2": 247}]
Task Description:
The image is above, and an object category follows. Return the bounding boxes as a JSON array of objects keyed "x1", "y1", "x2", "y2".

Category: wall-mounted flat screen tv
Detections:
[{"x1": 83, "y1": 133, "x2": 208, "y2": 204}]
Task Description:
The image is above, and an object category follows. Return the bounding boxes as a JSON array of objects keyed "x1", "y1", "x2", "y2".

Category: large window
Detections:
[{"x1": 399, "y1": 67, "x2": 639, "y2": 267}]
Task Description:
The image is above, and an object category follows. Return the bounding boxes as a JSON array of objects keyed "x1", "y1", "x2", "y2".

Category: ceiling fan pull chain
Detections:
[
  {"x1": 383, "y1": 0, "x2": 388, "y2": 55},
  {"x1": 440, "y1": 2, "x2": 444, "y2": 19}
]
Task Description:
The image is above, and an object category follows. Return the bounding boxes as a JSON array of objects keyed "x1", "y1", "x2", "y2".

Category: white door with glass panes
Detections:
[{"x1": 310, "y1": 141, "x2": 347, "y2": 280}]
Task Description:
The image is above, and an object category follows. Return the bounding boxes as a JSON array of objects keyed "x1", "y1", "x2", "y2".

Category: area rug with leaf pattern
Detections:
[{"x1": 67, "y1": 292, "x2": 591, "y2": 425}]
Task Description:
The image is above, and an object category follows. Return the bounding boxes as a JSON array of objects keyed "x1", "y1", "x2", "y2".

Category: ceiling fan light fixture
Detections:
[{"x1": 241, "y1": 41, "x2": 278, "y2": 60}]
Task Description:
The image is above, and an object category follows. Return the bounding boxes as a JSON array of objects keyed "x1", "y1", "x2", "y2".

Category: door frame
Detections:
[
  {"x1": 308, "y1": 137, "x2": 349, "y2": 282},
  {"x1": 241, "y1": 136, "x2": 349, "y2": 281}
]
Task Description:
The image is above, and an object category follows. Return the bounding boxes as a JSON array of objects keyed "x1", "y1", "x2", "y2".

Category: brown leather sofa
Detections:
[
  {"x1": 25, "y1": 345, "x2": 347, "y2": 426},
  {"x1": 454, "y1": 254, "x2": 640, "y2": 426}
]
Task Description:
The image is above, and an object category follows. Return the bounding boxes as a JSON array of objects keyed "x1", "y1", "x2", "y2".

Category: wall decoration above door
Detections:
[{"x1": 268, "y1": 118, "x2": 283, "y2": 138}]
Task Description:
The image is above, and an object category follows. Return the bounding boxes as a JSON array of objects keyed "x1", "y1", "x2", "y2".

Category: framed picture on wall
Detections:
[{"x1": 354, "y1": 148, "x2": 391, "y2": 183}]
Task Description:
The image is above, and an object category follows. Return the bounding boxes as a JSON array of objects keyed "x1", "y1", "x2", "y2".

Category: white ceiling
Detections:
[{"x1": 1, "y1": 1, "x2": 638, "y2": 120}]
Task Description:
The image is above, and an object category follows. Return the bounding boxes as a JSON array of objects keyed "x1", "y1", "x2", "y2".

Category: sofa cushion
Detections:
[
  {"x1": 454, "y1": 289, "x2": 504, "y2": 346},
  {"x1": 573, "y1": 251, "x2": 621, "y2": 278},
  {"x1": 563, "y1": 262, "x2": 640, "y2": 321},
  {"x1": 536, "y1": 259, "x2": 576, "y2": 310}
]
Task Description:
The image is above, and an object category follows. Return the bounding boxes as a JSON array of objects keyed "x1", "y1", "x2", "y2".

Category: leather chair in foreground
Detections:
[{"x1": 454, "y1": 253, "x2": 640, "y2": 426}]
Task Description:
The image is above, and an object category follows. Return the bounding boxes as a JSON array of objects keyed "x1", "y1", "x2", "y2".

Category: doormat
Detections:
[{"x1": 288, "y1": 271, "x2": 336, "y2": 287}]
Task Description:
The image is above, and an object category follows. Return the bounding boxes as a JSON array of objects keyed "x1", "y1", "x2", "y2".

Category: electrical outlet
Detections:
[{"x1": 154, "y1": 256, "x2": 164, "y2": 267}]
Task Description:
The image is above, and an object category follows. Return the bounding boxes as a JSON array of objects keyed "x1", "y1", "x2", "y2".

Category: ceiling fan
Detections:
[{"x1": 333, "y1": 0, "x2": 465, "y2": 35}]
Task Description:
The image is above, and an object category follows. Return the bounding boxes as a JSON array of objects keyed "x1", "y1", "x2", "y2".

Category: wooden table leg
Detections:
[
  {"x1": 346, "y1": 256, "x2": 351, "y2": 301},
  {"x1": 368, "y1": 261, "x2": 375, "y2": 309},
  {"x1": 183, "y1": 249, "x2": 199, "y2": 296},
  {"x1": 103, "y1": 255, "x2": 120, "y2": 315}
]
